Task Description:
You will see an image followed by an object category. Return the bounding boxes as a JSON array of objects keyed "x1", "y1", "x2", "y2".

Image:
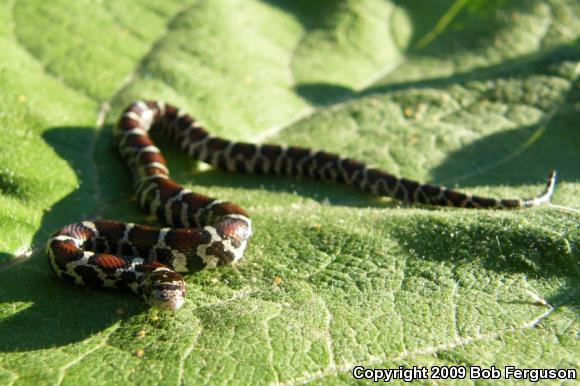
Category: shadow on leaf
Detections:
[
  {"x1": 294, "y1": 83, "x2": 355, "y2": 106},
  {"x1": 390, "y1": 216, "x2": 579, "y2": 309},
  {"x1": 0, "y1": 127, "x2": 143, "y2": 353},
  {"x1": 431, "y1": 106, "x2": 579, "y2": 187}
]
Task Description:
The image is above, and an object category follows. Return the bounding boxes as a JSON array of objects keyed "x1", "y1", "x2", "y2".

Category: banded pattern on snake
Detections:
[{"x1": 46, "y1": 101, "x2": 557, "y2": 310}]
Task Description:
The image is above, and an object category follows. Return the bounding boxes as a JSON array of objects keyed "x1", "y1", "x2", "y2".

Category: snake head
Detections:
[{"x1": 141, "y1": 266, "x2": 187, "y2": 310}]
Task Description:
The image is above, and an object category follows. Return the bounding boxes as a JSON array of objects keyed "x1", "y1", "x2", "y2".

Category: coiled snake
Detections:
[{"x1": 46, "y1": 101, "x2": 557, "y2": 310}]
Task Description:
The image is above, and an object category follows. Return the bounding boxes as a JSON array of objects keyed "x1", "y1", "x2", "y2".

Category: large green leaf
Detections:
[{"x1": 0, "y1": 0, "x2": 578, "y2": 384}]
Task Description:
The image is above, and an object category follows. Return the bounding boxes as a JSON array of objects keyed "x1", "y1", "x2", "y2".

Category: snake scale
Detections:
[{"x1": 46, "y1": 101, "x2": 557, "y2": 310}]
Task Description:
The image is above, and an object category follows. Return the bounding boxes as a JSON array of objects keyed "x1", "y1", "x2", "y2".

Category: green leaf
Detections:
[{"x1": 0, "y1": 0, "x2": 578, "y2": 384}]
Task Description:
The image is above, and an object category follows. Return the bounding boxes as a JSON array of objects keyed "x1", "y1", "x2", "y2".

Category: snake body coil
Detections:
[{"x1": 46, "y1": 101, "x2": 557, "y2": 310}]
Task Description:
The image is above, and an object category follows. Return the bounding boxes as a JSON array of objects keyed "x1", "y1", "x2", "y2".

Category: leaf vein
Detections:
[{"x1": 277, "y1": 304, "x2": 556, "y2": 385}]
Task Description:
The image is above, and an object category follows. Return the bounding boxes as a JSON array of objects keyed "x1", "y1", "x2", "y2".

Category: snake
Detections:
[{"x1": 46, "y1": 101, "x2": 557, "y2": 310}]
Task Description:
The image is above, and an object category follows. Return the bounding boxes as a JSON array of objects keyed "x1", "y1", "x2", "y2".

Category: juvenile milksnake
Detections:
[{"x1": 46, "y1": 101, "x2": 557, "y2": 310}]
